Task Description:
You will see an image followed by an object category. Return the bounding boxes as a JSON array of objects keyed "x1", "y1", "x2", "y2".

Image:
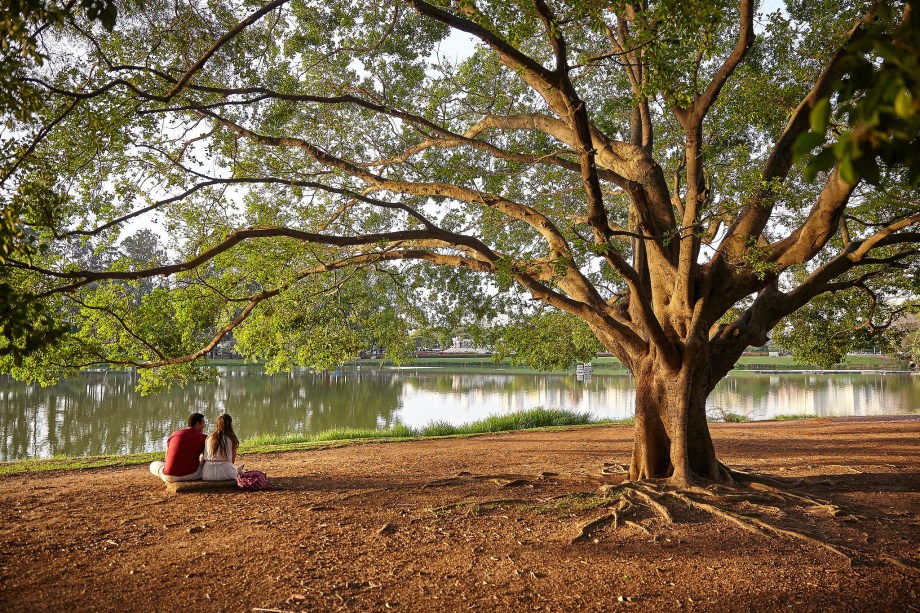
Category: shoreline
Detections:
[{"x1": 4, "y1": 414, "x2": 918, "y2": 477}]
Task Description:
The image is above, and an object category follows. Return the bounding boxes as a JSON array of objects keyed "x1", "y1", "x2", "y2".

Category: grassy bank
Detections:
[{"x1": 0, "y1": 408, "x2": 630, "y2": 477}]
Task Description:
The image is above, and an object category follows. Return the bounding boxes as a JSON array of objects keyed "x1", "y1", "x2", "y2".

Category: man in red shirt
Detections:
[{"x1": 149, "y1": 413, "x2": 208, "y2": 482}]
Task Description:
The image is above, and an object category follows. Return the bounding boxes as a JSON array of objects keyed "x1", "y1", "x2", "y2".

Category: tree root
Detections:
[
  {"x1": 427, "y1": 498, "x2": 531, "y2": 515},
  {"x1": 418, "y1": 470, "x2": 876, "y2": 568},
  {"x1": 665, "y1": 491, "x2": 852, "y2": 562},
  {"x1": 624, "y1": 520, "x2": 651, "y2": 535},
  {"x1": 721, "y1": 463, "x2": 802, "y2": 487},
  {"x1": 423, "y1": 471, "x2": 599, "y2": 489},
  {"x1": 879, "y1": 554, "x2": 919, "y2": 572},
  {"x1": 626, "y1": 486, "x2": 674, "y2": 523},
  {"x1": 593, "y1": 478, "x2": 855, "y2": 563},
  {"x1": 570, "y1": 498, "x2": 630, "y2": 543},
  {"x1": 327, "y1": 487, "x2": 393, "y2": 502},
  {"x1": 497, "y1": 478, "x2": 531, "y2": 488},
  {"x1": 600, "y1": 463, "x2": 629, "y2": 475},
  {"x1": 571, "y1": 511, "x2": 619, "y2": 544},
  {"x1": 704, "y1": 467, "x2": 858, "y2": 520}
]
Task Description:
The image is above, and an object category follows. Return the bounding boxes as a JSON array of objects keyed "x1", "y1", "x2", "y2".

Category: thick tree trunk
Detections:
[{"x1": 628, "y1": 357, "x2": 723, "y2": 486}]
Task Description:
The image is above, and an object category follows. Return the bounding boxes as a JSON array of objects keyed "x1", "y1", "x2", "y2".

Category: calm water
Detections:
[{"x1": 1, "y1": 366, "x2": 917, "y2": 461}]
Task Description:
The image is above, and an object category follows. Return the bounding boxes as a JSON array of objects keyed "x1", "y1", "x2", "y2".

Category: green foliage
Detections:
[
  {"x1": 492, "y1": 311, "x2": 604, "y2": 371},
  {"x1": 0, "y1": 284, "x2": 67, "y2": 366},
  {"x1": 0, "y1": 0, "x2": 916, "y2": 403},
  {"x1": 771, "y1": 289, "x2": 886, "y2": 368},
  {"x1": 797, "y1": 1, "x2": 920, "y2": 184},
  {"x1": 233, "y1": 269, "x2": 417, "y2": 376},
  {"x1": 0, "y1": 0, "x2": 120, "y2": 363},
  {"x1": 708, "y1": 406, "x2": 751, "y2": 422},
  {"x1": 738, "y1": 239, "x2": 780, "y2": 281}
]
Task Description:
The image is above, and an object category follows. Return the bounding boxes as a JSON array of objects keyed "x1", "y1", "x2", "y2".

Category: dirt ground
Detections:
[{"x1": 1, "y1": 417, "x2": 918, "y2": 612}]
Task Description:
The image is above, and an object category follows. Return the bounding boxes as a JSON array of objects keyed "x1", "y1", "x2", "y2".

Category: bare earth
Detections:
[{"x1": 1, "y1": 417, "x2": 918, "y2": 612}]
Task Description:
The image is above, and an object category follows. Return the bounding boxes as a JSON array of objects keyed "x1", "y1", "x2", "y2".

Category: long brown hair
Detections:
[{"x1": 209, "y1": 414, "x2": 239, "y2": 458}]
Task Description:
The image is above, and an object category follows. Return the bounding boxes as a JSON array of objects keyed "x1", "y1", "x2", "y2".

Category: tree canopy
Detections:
[{"x1": 1, "y1": 0, "x2": 918, "y2": 482}]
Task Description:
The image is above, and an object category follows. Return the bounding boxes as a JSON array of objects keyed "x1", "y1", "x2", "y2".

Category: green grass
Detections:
[
  {"x1": 244, "y1": 408, "x2": 631, "y2": 447},
  {"x1": 244, "y1": 423, "x2": 418, "y2": 446},
  {"x1": 772, "y1": 414, "x2": 815, "y2": 420},
  {"x1": 0, "y1": 408, "x2": 632, "y2": 477},
  {"x1": 0, "y1": 451, "x2": 164, "y2": 476},
  {"x1": 734, "y1": 354, "x2": 900, "y2": 369}
]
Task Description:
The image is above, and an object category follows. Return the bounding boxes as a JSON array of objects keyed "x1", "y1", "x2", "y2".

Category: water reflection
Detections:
[
  {"x1": 0, "y1": 368, "x2": 402, "y2": 461},
  {"x1": 711, "y1": 372, "x2": 920, "y2": 420},
  {"x1": 0, "y1": 367, "x2": 917, "y2": 461}
]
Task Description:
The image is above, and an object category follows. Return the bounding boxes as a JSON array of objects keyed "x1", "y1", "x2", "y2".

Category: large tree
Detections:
[{"x1": 1, "y1": 0, "x2": 918, "y2": 485}]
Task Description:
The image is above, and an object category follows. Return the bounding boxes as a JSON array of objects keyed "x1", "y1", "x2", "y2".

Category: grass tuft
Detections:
[{"x1": 772, "y1": 414, "x2": 814, "y2": 421}]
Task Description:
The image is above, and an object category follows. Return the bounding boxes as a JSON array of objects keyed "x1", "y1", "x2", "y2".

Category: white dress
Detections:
[{"x1": 202, "y1": 434, "x2": 239, "y2": 481}]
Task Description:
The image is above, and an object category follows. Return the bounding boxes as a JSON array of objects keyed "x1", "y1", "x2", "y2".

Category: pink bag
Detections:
[{"x1": 237, "y1": 469, "x2": 269, "y2": 490}]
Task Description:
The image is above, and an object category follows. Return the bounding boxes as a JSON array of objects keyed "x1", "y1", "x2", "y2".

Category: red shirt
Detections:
[{"x1": 163, "y1": 428, "x2": 207, "y2": 476}]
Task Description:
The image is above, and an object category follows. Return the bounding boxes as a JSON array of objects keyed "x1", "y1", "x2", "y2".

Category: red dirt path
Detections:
[{"x1": 1, "y1": 417, "x2": 918, "y2": 611}]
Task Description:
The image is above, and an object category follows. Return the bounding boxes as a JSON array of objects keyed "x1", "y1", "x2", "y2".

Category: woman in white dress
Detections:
[{"x1": 202, "y1": 414, "x2": 240, "y2": 481}]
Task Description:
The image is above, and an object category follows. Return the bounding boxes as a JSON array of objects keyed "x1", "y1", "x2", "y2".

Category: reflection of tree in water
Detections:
[
  {"x1": 710, "y1": 373, "x2": 775, "y2": 418},
  {"x1": 0, "y1": 372, "x2": 178, "y2": 459},
  {"x1": 407, "y1": 372, "x2": 567, "y2": 394},
  {"x1": 2, "y1": 369, "x2": 915, "y2": 461},
  {"x1": 0, "y1": 368, "x2": 402, "y2": 460},
  {"x1": 217, "y1": 368, "x2": 402, "y2": 434},
  {"x1": 406, "y1": 371, "x2": 636, "y2": 395}
]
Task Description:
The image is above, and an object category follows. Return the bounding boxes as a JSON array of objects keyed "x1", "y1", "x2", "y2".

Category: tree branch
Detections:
[{"x1": 691, "y1": 0, "x2": 755, "y2": 123}]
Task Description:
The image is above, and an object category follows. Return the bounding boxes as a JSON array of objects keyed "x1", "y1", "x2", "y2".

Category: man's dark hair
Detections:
[{"x1": 187, "y1": 413, "x2": 205, "y2": 428}]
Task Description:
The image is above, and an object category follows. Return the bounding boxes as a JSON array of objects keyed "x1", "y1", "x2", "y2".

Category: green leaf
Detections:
[
  {"x1": 839, "y1": 156, "x2": 858, "y2": 184},
  {"x1": 894, "y1": 90, "x2": 915, "y2": 118},
  {"x1": 809, "y1": 98, "x2": 831, "y2": 133},
  {"x1": 852, "y1": 155, "x2": 881, "y2": 185},
  {"x1": 803, "y1": 147, "x2": 837, "y2": 182},
  {"x1": 793, "y1": 131, "x2": 825, "y2": 156}
]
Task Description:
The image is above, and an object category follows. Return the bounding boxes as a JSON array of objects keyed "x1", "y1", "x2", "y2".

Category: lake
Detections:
[{"x1": 1, "y1": 366, "x2": 917, "y2": 461}]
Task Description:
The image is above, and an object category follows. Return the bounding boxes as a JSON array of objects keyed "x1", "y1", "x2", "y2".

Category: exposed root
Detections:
[
  {"x1": 668, "y1": 492, "x2": 765, "y2": 536},
  {"x1": 804, "y1": 504, "x2": 845, "y2": 518},
  {"x1": 423, "y1": 471, "x2": 603, "y2": 489},
  {"x1": 696, "y1": 472, "x2": 856, "y2": 520},
  {"x1": 497, "y1": 478, "x2": 531, "y2": 488},
  {"x1": 570, "y1": 497, "x2": 630, "y2": 543},
  {"x1": 427, "y1": 497, "x2": 530, "y2": 515},
  {"x1": 422, "y1": 477, "x2": 467, "y2": 488},
  {"x1": 571, "y1": 511, "x2": 618, "y2": 544},
  {"x1": 746, "y1": 481, "x2": 830, "y2": 505},
  {"x1": 624, "y1": 520, "x2": 651, "y2": 535},
  {"x1": 691, "y1": 491, "x2": 783, "y2": 505},
  {"x1": 879, "y1": 554, "x2": 919, "y2": 572},
  {"x1": 722, "y1": 464, "x2": 802, "y2": 487},
  {"x1": 421, "y1": 468, "x2": 863, "y2": 567},
  {"x1": 666, "y1": 491, "x2": 852, "y2": 562},
  {"x1": 328, "y1": 487, "x2": 393, "y2": 502},
  {"x1": 600, "y1": 463, "x2": 629, "y2": 475},
  {"x1": 627, "y1": 486, "x2": 674, "y2": 523},
  {"x1": 598, "y1": 482, "x2": 636, "y2": 497}
]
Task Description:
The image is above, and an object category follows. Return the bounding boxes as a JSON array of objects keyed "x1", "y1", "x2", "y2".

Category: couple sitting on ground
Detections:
[{"x1": 149, "y1": 412, "x2": 241, "y2": 482}]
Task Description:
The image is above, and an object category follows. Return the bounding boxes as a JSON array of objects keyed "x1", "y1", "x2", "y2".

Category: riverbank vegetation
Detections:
[{"x1": 0, "y1": 408, "x2": 626, "y2": 476}]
